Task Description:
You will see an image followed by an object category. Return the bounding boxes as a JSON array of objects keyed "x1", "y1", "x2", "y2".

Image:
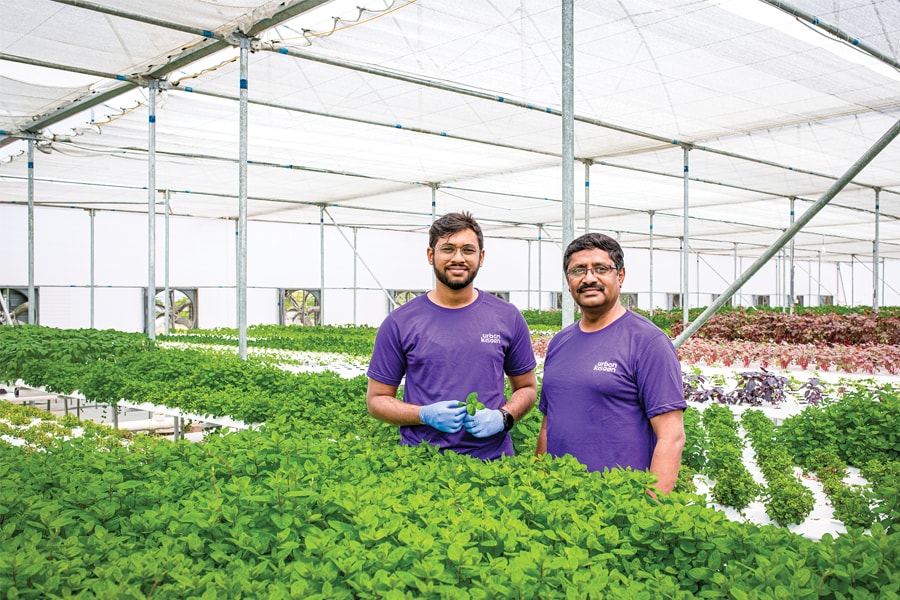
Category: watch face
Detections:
[{"x1": 501, "y1": 409, "x2": 514, "y2": 430}]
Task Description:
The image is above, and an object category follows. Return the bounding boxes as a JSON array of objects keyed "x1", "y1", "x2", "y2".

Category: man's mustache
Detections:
[{"x1": 577, "y1": 284, "x2": 604, "y2": 293}]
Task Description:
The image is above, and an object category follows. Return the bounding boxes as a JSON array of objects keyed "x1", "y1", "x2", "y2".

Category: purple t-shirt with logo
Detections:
[
  {"x1": 539, "y1": 310, "x2": 685, "y2": 473},
  {"x1": 367, "y1": 290, "x2": 536, "y2": 459}
]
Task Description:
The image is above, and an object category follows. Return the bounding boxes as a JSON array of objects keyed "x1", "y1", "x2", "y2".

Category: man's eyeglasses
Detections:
[
  {"x1": 566, "y1": 264, "x2": 618, "y2": 279},
  {"x1": 436, "y1": 244, "x2": 480, "y2": 257}
]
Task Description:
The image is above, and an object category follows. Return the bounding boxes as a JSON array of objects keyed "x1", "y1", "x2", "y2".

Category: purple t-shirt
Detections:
[
  {"x1": 367, "y1": 290, "x2": 536, "y2": 459},
  {"x1": 539, "y1": 310, "x2": 685, "y2": 473}
]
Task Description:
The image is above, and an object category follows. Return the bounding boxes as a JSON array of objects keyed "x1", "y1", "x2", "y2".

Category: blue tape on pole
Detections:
[
  {"x1": 585, "y1": 181, "x2": 590, "y2": 187},
  {"x1": 202, "y1": 30, "x2": 214, "y2": 38},
  {"x1": 149, "y1": 115, "x2": 156, "y2": 123},
  {"x1": 852, "y1": 38, "x2": 859, "y2": 45},
  {"x1": 28, "y1": 162, "x2": 34, "y2": 169},
  {"x1": 395, "y1": 124, "x2": 402, "y2": 129},
  {"x1": 545, "y1": 108, "x2": 552, "y2": 113},
  {"x1": 498, "y1": 96, "x2": 505, "y2": 102},
  {"x1": 185, "y1": 87, "x2": 193, "y2": 92},
  {"x1": 684, "y1": 165, "x2": 689, "y2": 173},
  {"x1": 116, "y1": 75, "x2": 126, "y2": 81},
  {"x1": 279, "y1": 48, "x2": 288, "y2": 54},
  {"x1": 240, "y1": 79, "x2": 248, "y2": 89}
]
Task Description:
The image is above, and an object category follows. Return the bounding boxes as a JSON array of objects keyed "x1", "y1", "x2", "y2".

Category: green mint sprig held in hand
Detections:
[{"x1": 459, "y1": 392, "x2": 485, "y2": 415}]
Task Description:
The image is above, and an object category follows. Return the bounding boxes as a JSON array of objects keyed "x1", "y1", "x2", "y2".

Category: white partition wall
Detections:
[{"x1": 5, "y1": 202, "x2": 898, "y2": 332}]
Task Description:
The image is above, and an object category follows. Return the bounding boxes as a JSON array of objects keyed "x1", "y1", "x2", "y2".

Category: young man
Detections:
[
  {"x1": 536, "y1": 233, "x2": 686, "y2": 494},
  {"x1": 366, "y1": 211, "x2": 537, "y2": 460}
]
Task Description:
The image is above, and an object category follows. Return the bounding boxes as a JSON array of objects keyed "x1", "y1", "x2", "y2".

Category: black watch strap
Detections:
[{"x1": 499, "y1": 408, "x2": 514, "y2": 431}]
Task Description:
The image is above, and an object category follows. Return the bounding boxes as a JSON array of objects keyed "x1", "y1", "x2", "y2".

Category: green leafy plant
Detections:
[{"x1": 459, "y1": 392, "x2": 485, "y2": 415}]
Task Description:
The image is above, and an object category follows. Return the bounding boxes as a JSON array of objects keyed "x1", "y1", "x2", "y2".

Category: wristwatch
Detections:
[{"x1": 499, "y1": 408, "x2": 514, "y2": 432}]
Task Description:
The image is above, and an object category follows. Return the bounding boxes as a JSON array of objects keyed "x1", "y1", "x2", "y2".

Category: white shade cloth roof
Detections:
[{"x1": 1, "y1": 0, "x2": 898, "y2": 263}]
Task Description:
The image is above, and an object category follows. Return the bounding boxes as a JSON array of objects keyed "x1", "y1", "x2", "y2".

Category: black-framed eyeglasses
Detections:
[{"x1": 566, "y1": 264, "x2": 618, "y2": 279}]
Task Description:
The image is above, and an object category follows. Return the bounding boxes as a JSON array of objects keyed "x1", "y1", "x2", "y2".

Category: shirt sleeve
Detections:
[
  {"x1": 366, "y1": 316, "x2": 406, "y2": 386},
  {"x1": 636, "y1": 331, "x2": 686, "y2": 419},
  {"x1": 504, "y1": 308, "x2": 537, "y2": 376}
]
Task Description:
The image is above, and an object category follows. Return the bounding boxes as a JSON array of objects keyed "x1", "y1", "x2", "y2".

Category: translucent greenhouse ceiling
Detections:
[{"x1": 1, "y1": 0, "x2": 898, "y2": 263}]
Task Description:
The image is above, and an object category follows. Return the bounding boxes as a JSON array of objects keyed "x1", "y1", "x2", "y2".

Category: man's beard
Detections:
[{"x1": 434, "y1": 262, "x2": 480, "y2": 290}]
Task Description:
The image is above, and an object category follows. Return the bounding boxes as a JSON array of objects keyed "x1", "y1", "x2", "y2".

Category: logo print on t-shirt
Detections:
[
  {"x1": 481, "y1": 333, "x2": 502, "y2": 344},
  {"x1": 593, "y1": 361, "x2": 618, "y2": 373}
]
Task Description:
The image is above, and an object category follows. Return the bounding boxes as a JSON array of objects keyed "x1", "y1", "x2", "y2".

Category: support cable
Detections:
[{"x1": 323, "y1": 208, "x2": 398, "y2": 310}]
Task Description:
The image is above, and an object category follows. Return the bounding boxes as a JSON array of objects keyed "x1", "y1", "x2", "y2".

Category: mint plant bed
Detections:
[
  {"x1": 1, "y1": 418, "x2": 897, "y2": 599},
  {"x1": 2, "y1": 325, "x2": 899, "y2": 597}
]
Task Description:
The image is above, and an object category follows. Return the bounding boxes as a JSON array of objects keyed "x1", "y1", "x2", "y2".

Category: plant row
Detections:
[
  {"x1": 160, "y1": 324, "x2": 378, "y2": 357},
  {"x1": 670, "y1": 310, "x2": 900, "y2": 345},
  {"x1": 698, "y1": 404, "x2": 761, "y2": 512},
  {"x1": 1, "y1": 402, "x2": 898, "y2": 599},
  {"x1": 526, "y1": 306, "x2": 900, "y2": 336},
  {"x1": 740, "y1": 409, "x2": 815, "y2": 527},
  {"x1": 2, "y1": 327, "x2": 897, "y2": 530},
  {"x1": 677, "y1": 339, "x2": 900, "y2": 373}
]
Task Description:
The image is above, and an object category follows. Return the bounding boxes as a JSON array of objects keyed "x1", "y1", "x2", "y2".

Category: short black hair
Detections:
[
  {"x1": 429, "y1": 211, "x2": 484, "y2": 250},
  {"x1": 563, "y1": 233, "x2": 624, "y2": 272}
]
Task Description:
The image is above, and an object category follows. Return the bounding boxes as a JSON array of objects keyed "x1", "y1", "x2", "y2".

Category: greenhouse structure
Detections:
[
  {"x1": 2, "y1": 2, "x2": 900, "y2": 598},
  {"x1": 2, "y1": 0, "x2": 899, "y2": 341}
]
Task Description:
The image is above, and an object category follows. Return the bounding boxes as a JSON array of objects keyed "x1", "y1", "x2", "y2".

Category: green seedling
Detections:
[{"x1": 458, "y1": 392, "x2": 484, "y2": 415}]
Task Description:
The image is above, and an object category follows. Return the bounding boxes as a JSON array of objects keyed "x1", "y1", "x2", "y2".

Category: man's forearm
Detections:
[{"x1": 648, "y1": 440, "x2": 683, "y2": 494}]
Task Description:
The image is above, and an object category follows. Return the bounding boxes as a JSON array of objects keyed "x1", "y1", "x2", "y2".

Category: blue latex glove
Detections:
[
  {"x1": 419, "y1": 400, "x2": 467, "y2": 433},
  {"x1": 463, "y1": 408, "x2": 504, "y2": 438}
]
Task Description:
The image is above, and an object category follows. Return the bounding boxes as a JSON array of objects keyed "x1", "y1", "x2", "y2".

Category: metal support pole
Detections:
[
  {"x1": 90, "y1": 209, "x2": 95, "y2": 328},
  {"x1": 561, "y1": 0, "x2": 576, "y2": 327},
  {"x1": 538, "y1": 226, "x2": 544, "y2": 311},
  {"x1": 775, "y1": 251, "x2": 781, "y2": 310},
  {"x1": 583, "y1": 159, "x2": 591, "y2": 234},
  {"x1": 431, "y1": 184, "x2": 437, "y2": 289},
  {"x1": 682, "y1": 146, "x2": 690, "y2": 326},
  {"x1": 237, "y1": 37, "x2": 249, "y2": 359},
  {"x1": 818, "y1": 250, "x2": 822, "y2": 305},
  {"x1": 874, "y1": 188, "x2": 881, "y2": 311},
  {"x1": 789, "y1": 197, "x2": 795, "y2": 313},
  {"x1": 319, "y1": 205, "x2": 325, "y2": 324},
  {"x1": 352, "y1": 227, "x2": 358, "y2": 325},
  {"x1": 733, "y1": 242, "x2": 738, "y2": 307},
  {"x1": 696, "y1": 253, "x2": 701, "y2": 307},
  {"x1": 147, "y1": 78, "x2": 157, "y2": 339},
  {"x1": 851, "y1": 254, "x2": 855, "y2": 306},
  {"x1": 649, "y1": 210, "x2": 654, "y2": 315},
  {"x1": 674, "y1": 118, "x2": 900, "y2": 347},
  {"x1": 527, "y1": 240, "x2": 533, "y2": 310},
  {"x1": 27, "y1": 139, "x2": 35, "y2": 324},
  {"x1": 164, "y1": 190, "x2": 171, "y2": 334}
]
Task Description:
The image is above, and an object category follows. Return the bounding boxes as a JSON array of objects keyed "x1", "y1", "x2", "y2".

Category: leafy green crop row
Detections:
[
  {"x1": 2, "y1": 410, "x2": 898, "y2": 599},
  {"x1": 2, "y1": 325, "x2": 900, "y2": 597},
  {"x1": 159, "y1": 324, "x2": 378, "y2": 357}
]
